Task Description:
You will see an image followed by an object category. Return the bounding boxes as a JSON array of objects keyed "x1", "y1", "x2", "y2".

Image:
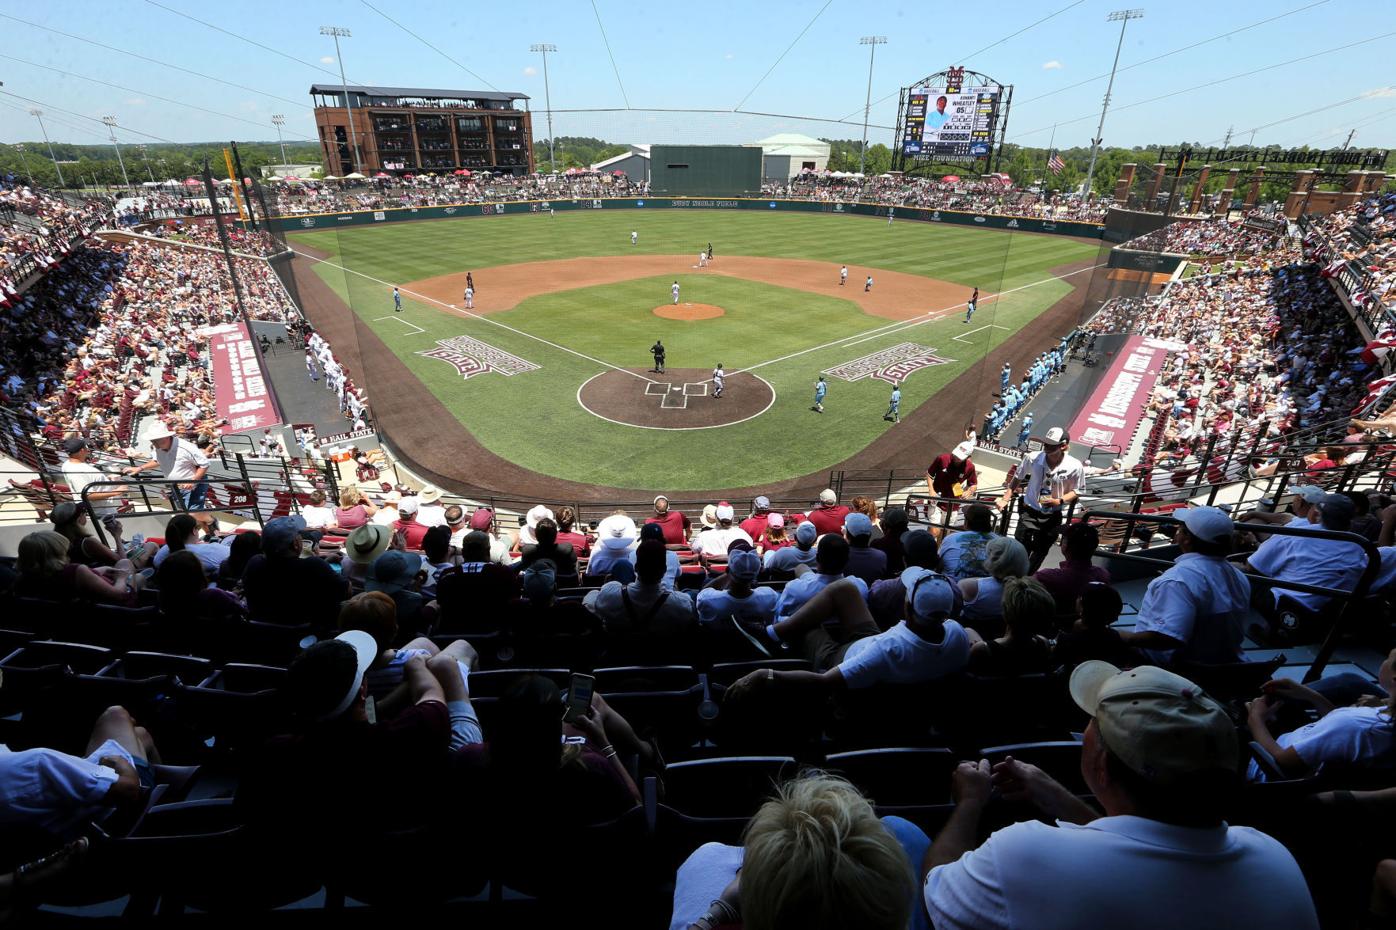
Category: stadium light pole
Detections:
[
  {"x1": 1082, "y1": 9, "x2": 1143, "y2": 199},
  {"x1": 530, "y1": 44, "x2": 558, "y2": 173},
  {"x1": 320, "y1": 26, "x2": 362, "y2": 175},
  {"x1": 858, "y1": 36, "x2": 886, "y2": 177},
  {"x1": 13, "y1": 143, "x2": 34, "y2": 186},
  {"x1": 29, "y1": 108, "x2": 65, "y2": 188},
  {"x1": 137, "y1": 144, "x2": 155, "y2": 184},
  {"x1": 272, "y1": 114, "x2": 288, "y2": 166},
  {"x1": 102, "y1": 116, "x2": 132, "y2": 191}
]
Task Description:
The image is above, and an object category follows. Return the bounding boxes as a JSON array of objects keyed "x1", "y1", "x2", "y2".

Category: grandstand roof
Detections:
[
  {"x1": 309, "y1": 84, "x2": 528, "y2": 102},
  {"x1": 751, "y1": 133, "x2": 831, "y2": 156}
]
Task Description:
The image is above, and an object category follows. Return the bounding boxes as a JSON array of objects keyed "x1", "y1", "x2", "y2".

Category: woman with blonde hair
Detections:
[
  {"x1": 957, "y1": 536, "x2": 1030, "y2": 639},
  {"x1": 333, "y1": 486, "x2": 377, "y2": 530},
  {"x1": 850, "y1": 495, "x2": 883, "y2": 541},
  {"x1": 670, "y1": 773, "x2": 923, "y2": 930},
  {"x1": 15, "y1": 531, "x2": 139, "y2": 605}
]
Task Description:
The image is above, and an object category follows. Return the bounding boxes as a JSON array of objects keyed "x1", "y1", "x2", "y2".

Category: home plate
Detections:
[{"x1": 671, "y1": 386, "x2": 681, "y2": 392}]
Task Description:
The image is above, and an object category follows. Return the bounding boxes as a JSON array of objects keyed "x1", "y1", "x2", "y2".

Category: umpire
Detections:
[{"x1": 651, "y1": 339, "x2": 666, "y2": 373}]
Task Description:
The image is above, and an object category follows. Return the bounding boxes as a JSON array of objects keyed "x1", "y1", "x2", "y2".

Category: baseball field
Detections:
[{"x1": 286, "y1": 209, "x2": 1101, "y2": 495}]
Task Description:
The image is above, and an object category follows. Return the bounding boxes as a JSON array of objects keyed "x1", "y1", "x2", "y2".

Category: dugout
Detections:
[{"x1": 649, "y1": 145, "x2": 762, "y2": 197}]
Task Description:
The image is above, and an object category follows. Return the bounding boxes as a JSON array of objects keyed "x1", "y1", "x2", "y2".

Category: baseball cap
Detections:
[
  {"x1": 1292, "y1": 484, "x2": 1328, "y2": 504},
  {"x1": 292, "y1": 630, "x2": 377, "y2": 722},
  {"x1": 1318, "y1": 492, "x2": 1357, "y2": 524},
  {"x1": 62, "y1": 436, "x2": 90, "y2": 456},
  {"x1": 753, "y1": 495, "x2": 771, "y2": 511},
  {"x1": 366, "y1": 550, "x2": 422, "y2": 595},
  {"x1": 900, "y1": 529, "x2": 939, "y2": 568},
  {"x1": 522, "y1": 559, "x2": 557, "y2": 601},
  {"x1": 1039, "y1": 427, "x2": 1070, "y2": 448},
  {"x1": 715, "y1": 502, "x2": 735, "y2": 522},
  {"x1": 795, "y1": 521, "x2": 818, "y2": 545},
  {"x1": 900, "y1": 567, "x2": 956, "y2": 621},
  {"x1": 262, "y1": 514, "x2": 307, "y2": 554},
  {"x1": 844, "y1": 512, "x2": 874, "y2": 537},
  {"x1": 469, "y1": 507, "x2": 494, "y2": 530},
  {"x1": 818, "y1": 489, "x2": 837, "y2": 506},
  {"x1": 1070, "y1": 661, "x2": 1239, "y2": 784},
  {"x1": 728, "y1": 548, "x2": 762, "y2": 580},
  {"x1": 525, "y1": 504, "x2": 554, "y2": 528},
  {"x1": 639, "y1": 521, "x2": 666, "y2": 543},
  {"x1": 398, "y1": 496, "x2": 420, "y2": 516},
  {"x1": 768, "y1": 512, "x2": 785, "y2": 529},
  {"x1": 344, "y1": 523, "x2": 391, "y2": 565},
  {"x1": 951, "y1": 440, "x2": 975, "y2": 461},
  {"x1": 1176, "y1": 506, "x2": 1233, "y2": 544}
]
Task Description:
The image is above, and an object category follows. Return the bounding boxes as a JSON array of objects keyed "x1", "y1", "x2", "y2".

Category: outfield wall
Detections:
[{"x1": 268, "y1": 196, "x2": 1106, "y2": 240}]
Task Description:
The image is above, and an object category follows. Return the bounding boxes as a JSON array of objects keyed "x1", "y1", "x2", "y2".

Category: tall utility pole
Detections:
[
  {"x1": 1222, "y1": 125, "x2": 1233, "y2": 148},
  {"x1": 858, "y1": 36, "x2": 887, "y2": 176},
  {"x1": 272, "y1": 114, "x2": 288, "y2": 165},
  {"x1": 529, "y1": 44, "x2": 558, "y2": 173},
  {"x1": 137, "y1": 145, "x2": 155, "y2": 183},
  {"x1": 14, "y1": 143, "x2": 34, "y2": 185},
  {"x1": 320, "y1": 26, "x2": 361, "y2": 174},
  {"x1": 1341, "y1": 129, "x2": 1356, "y2": 151},
  {"x1": 1082, "y1": 9, "x2": 1143, "y2": 198},
  {"x1": 29, "y1": 108, "x2": 65, "y2": 187},
  {"x1": 102, "y1": 115, "x2": 131, "y2": 190}
]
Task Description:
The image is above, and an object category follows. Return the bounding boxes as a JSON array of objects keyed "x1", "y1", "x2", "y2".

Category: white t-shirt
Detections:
[
  {"x1": 1134, "y1": 553, "x2": 1251, "y2": 664},
  {"x1": 301, "y1": 504, "x2": 335, "y2": 530},
  {"x1": 924, "y1": 815, "x2": 1318, "y2": 930},
  {"x1": 61, "y1": 461, "x2": 118, "y2": 517},
  {"x1": 1020, "y1": 450, "x2": 1086, "y2": 514},
  {"x1": 696, "y1": 586, "x2": 779, "y2": 627},
  {"x1": 153, "y1": 437, "x2": 208, "y2": 482},
  {"x1": 837, "y1": 619, "x2": 971, "y2": 689},
  {"x1": 1273, "y1": 706, "x2": 1394, "y2": 775},
  {"x1": 1247, "y1": 531, "x2": 1369, "y2": 610},
  {"x1": 691, "y1": 526, "x2": 753, "y2": 559}
]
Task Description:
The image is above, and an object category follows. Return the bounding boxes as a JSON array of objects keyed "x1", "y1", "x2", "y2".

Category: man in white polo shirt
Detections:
[
  {"x1": 920, "y1": 661, "x2": 1319, "y2": 930},
  {"x1": 123, "y1": 423, "x2": 209, "y2": 511},
  {"x1": 1000, "y1": 426, "x2": 1085, "y2": 573},
  {"x1": 1121, "y1": 506, "x2": 1250, "y2": 665}
]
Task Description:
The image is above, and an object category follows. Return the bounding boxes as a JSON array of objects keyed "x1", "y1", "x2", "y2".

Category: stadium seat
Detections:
[
  {"x1": 981, "y1": 740, "x2": 1089, "y2": 795},
  {"x1": 825, "y1": 747, "x2": 959, "y2": 806}
]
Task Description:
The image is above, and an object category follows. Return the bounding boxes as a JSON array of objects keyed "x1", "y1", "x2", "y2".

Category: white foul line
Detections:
[
  {"x1": 290, "y1": 246, "x2": 659, "y2": 385},
  {"x1": 730, "y1": 262, "x2": 1105, "y2": 376},
  {"x1": 372, "y1": 315, "x2": 427, "y2": 335},
  {"x1": 953, "y1": 323, "x2": 1011, "y2": 343}
]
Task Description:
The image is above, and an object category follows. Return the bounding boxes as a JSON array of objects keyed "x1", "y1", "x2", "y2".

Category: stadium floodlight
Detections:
[
  {"x1": 137, "y1": 144, "x2": 155, "y2": 183},
  {"x1": 272, "y1": 114, "x2": 288, "y2": 166},
  {"x1": 530, "y1": 44, "x2": 559, "y2": 173},
  {"x1": 858, "y1": 37, "x2": 887, "y2": 177},
  {"x1": 1082, "y1": 9, "x2": 1143, "y2": 198},
  {"x1": 13, "y1": 143, "x2": 34, "y2": 186},
  {"x1": 102, "y1": 115, "x2": 132, "y2": 191},
  {"x1": 320, "y1": 26, "x2": 362, "y2": 175},
  {"x1": 29, "y1": 108, "x2": 65, "y2": 188}
]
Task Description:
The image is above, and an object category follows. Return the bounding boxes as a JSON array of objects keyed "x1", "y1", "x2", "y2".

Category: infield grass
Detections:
[{"x1": 289, "y1": 210, "x2": 1100, "y2": 490}]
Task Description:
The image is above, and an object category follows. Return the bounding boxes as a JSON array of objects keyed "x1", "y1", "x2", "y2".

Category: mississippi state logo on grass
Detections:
[
  {"x1": 417, "y1": 336, "x2": 540, "y2": 381},
  {"x1": 824, "y1": 342, "x2": 955, "y2": 385}
]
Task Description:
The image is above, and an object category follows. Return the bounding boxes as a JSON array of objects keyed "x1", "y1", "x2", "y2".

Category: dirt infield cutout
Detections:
[
  {"x1": 653, "y1": 302, "x2": 726, "y2": 321},
  {"x1": 577, "y1": 367, "x2": 775, "y2": 430}
]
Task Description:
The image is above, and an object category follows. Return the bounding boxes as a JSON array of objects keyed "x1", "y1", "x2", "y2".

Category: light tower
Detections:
[
  {"x1": 858, "y1": 36, "x2": 887, "y2": 176},
  {"x1": 1082, "y1": 9, "x2": 1143, "y2": 198},
  {"x1": 102, "y1": 115, "x2": 131, "y2": 190},
  {"x1": 272, "y1": 114, "x2": 288, "y2": 166},
  {"x1": 320, "y1": 26, "x2": 361, "y2": 174},
  {"x1": 530, "y1": 44, "x2": 559, "y2": 173},
  {"x1": 29, "y1": 108, "x2": 65, "y2": 187}
]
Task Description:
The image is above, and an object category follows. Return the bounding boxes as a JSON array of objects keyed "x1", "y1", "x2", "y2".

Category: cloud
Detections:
[
  {"x1": 1362, "y1": 86, "x2": 1396, "y2": 99},
  {"x1": 124, "y1": 97, "x2": 145, "y2": 106},
  {"x1": 239, "y1": 101, "x2": 260, "y2": 113},
  {"x1": 1042, "y1": 60, "x2": 1063, "y2": 70},
  {"x1": 724, "y1": 52, "x2": 734, "y2": 60},
  {"x1": 523, "y1": 65, "x2": 538, "y2": 76},
  {"x1": 320, "y1": 55, "x2": 335, "y2": 64}
]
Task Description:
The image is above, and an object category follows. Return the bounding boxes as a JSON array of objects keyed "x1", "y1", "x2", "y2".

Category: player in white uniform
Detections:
[
  {"x1": 699, "y1": 250, "x2": 708, "y2": 267},
  {"x1": 464, "y1": 286, "x2": 474, "y2": 309},
  {"x1": 712, "y1": 363, "x2": 725, "y2": 399},
  {"x1": 672, "y1": 281, "x2": 680, "y2": 305},
  {"x1": 631, "y1": 230, "x2": 638, "y2": 245},
  {"x1": 839, "y1": 265, "x2": 848, "y2": 286}
]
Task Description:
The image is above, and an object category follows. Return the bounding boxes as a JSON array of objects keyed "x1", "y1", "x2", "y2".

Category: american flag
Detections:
[{"x1": 1048, "y1": 150, "x2": 1065, "y2": 175}]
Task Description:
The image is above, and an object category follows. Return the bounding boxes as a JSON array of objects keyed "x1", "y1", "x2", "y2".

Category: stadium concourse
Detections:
[{"x1": 7, "y1": 167, "x2": 1396, "y2": 927}]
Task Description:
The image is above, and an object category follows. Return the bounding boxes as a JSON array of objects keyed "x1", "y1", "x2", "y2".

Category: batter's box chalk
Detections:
[
  {"x1": 644, "y1": 382, "x2": 671, "y2": 396},
  {"x1": 683, "y1": 382, "x2": 709, "y2": 396},
  {"x1": 660, "y1": 392, "x2": 688, "y2": 409}
]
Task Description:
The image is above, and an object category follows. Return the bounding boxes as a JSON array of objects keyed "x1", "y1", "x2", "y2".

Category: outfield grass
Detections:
[{"x1": 289, "y1": 211, "x2": 1100, "y2": 490}]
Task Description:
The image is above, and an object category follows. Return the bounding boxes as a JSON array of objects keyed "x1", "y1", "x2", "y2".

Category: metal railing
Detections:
[
  {"x1": 1079, "y1": 509, "x2": 1384, "y2": 682},
  {"x1": 76, "y1": 477, "x2": 264, "y2": 548}
]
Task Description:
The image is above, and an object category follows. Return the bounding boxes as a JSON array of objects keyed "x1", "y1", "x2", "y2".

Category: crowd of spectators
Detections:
[
  {"x1": 1, "y1": 176, "x2": 112, "y2": 299},
  {"x1": 268, "y1": 171, "x2": 648, "y2": 215},
  {"x1": 761, "y1": 172, "x2": 1111, "y2": 221},
  {"x1": 1118, "y1": 213, "x2": 1287, "y2": 257},
  {"x1": 1306, "y1": 190, "x2": 1396, "y2": 324},
  {"x1": 143, "y1": 221, "x2": 283, "y2": 258}
]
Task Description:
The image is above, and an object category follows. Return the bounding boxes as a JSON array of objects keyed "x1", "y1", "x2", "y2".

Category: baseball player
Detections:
[
  {"x1": 1000, "y1": 362, "x2": 1012, "y2": 393},
  {"x1": 712, "y1": 363, "x2": 725, "y2": 399},
  {"x1": 864, "y1": 275, "x2": 873, "y2": 293},
  {"x1": 964, "y1": 288, "x2": 978, "y2": 323},
  {"x1": 631, "y1": 230, "x2": 638, "y2": 245},
  {"x1": 707, "y1": 242, "x2": 714, "y2": 261},
  {"x1": 392, "y1": 287, "x2": 402, "y2": 312},
  {"x1": 887, "y1": 207, "x2": 895, "y2": 225},
  {"x1": 884, "y1": 384, "x2": 902, "y2": 424},
  {"x1": 672, "y1": 281, "x2": 680, "y2": 305},
  {"x1": 839, "y1": 265, "x2": 848, "y2": 286},
  {"x1": 651, "y1": 339, "x2": 666, "y2": 374},
  {"x1": 812, "y1": 375, "x2": 827, "y2": 413},
  {"x1": 464, "y1": 285, "x2": 474, "y2": 309},
  {"x1": 1017, "y1": 412, "x2": 1035, "y2": 450},
  {"x1": 466, "y1": 271, "x2": 475, "y2": 293},
  {"x1": 698, "y1": 250, "x2": 708, "y2": 268}
]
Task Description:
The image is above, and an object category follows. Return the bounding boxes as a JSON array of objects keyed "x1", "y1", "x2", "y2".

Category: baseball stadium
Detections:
[{"x1": 0, "y1": 2, "x2": 1395, "y2": 926}]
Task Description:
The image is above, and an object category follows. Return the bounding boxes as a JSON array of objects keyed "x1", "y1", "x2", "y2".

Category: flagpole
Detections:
[{"x1": 1044, "y1": 123, "x2": 1057, "y2": 186}]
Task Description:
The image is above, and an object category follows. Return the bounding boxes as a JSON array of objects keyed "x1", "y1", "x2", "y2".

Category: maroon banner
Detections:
[
  {"x1": 202, "y1": 322, "x2": 281, "y2": 434},
  {"x1": 1070, "y1": 335, "x2": 1176, "y2": 449}
]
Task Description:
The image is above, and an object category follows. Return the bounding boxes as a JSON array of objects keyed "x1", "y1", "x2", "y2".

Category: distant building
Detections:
[
  {"x1": 749, "y1": 133, "x2": 831, "y2": 180},
  {"x1": 591, "y1": 144, "x2": 651, "y2": 183},
  {"x1": 261, "y1": 163, "x2": 321, "y2": 179},
  {"x1": 310, "y1": 84, "x2": 534, "y2": 177}
]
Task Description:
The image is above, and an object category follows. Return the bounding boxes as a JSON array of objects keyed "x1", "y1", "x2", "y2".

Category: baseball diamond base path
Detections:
[
  {"x1": 289, "y1": 247, "x2": 1097, "y2": 505},
  {"x1": 578, "y1": 368, "x2": 773, "y2": 429},
  {"x1": 402, "y1": 255, "x2": 980, "y2": 323}
]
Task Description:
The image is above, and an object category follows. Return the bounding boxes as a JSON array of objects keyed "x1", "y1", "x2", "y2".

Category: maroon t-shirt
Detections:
[
  {"x1": 739, "y1": 514, "x2": 771, "y2": 541},
  {"x1": 1033, "y1": 561, "x2": 1112, "y2": 617},
  {"x1": 927, "y1": 453, "x2": 977, "y2": 499},
  {"x1": 645, "y1": 510, "x2": 690, "y2": 545},
  {"x1": 393, "y1": 518, "x2": 430, "y2": 550},
  {"x1": 556, "y1": 530, "x2": 591, "y2": 557},
  {"x1": 806, "y1": 505, "x2": 850, "y2": 536}
]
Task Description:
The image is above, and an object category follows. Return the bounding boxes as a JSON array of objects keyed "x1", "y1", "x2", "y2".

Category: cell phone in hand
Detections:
[{"x1": 562, "y1": 672, "x2": 596, "y2": 723}]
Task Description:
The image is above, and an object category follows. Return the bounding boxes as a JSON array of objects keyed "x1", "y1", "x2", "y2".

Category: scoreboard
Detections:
[{"x1": 901, "y1": 67, "x2": 1001, "y2": 160}]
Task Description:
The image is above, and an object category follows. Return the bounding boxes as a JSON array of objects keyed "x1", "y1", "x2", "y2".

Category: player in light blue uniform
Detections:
[
  {"x1": 884, "y1": 384, "x2": 902, "y2": 423},
  {"x1": 1017, "y1": 412, "x2": 1035, "y2": 449},
  {"x1": 812, "y1": 375, "x2": 827, "y2": 413},
  {"x1": 393, "y1": 287, "x2": 402, "y2": 312}
]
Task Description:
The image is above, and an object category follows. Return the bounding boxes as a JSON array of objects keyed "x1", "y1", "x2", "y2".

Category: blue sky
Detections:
[{"x1": 0, "y1": 0, "x2": 1392, "y2": 153}]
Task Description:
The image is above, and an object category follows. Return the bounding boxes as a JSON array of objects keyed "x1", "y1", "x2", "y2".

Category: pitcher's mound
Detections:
[
  {"x1": 578, "y1": 368, "x2": 774, "y2": 429},
  {"x1": 653, "y1": 302, "x2": 725, "y2": 321}
]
